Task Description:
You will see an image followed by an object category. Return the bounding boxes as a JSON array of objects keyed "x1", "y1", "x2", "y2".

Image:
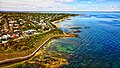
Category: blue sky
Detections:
[{"x1": 0, "y1": 0, "x2": 120, "y2": 11}]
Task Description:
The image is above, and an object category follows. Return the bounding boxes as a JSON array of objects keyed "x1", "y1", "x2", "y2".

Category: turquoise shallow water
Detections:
[{"x1": 47, "y1": 12, "x2": 120, "y2": 68}]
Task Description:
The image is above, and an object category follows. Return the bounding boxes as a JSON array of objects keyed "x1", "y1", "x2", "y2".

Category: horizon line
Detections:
[{"x1": 0, "y1": 10, "x2": 120, "y2": 12}]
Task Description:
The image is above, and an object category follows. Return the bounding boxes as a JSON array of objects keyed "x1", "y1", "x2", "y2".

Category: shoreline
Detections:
[
  {"x1": 0, "y1": 33, "x2": 77, "y2": 66},
  {"x1": 51, "y1": 16, "x2": 71, "y2": 28},
  {"x1": 0, "y1": 16, "x2": 78, "y2": 67}
]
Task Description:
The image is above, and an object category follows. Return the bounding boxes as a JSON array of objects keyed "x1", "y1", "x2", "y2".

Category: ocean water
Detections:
[{"x1": 47, "y1": 11, "x2": 120, "y2": 68}]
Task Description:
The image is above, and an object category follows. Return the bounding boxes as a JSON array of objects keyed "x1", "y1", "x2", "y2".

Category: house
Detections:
[
  {"x1": 11, "y1": 33, "x2": 19, "y2": 39},
  {"x1": 37, "y1": 23, "x2": 42, "y2": 26},
  {"x1": 23, "y1": 29, "x2": 36, "y2": 35},
  {"x1": 14, "y1": 30, "x2": 20, "y2": 33},
  {"x1": 1, "y1": 35, "x2": 8, "y2": 41},
  {"x1": 9, "y1": 21, "x2": 14, "y2": 24}
]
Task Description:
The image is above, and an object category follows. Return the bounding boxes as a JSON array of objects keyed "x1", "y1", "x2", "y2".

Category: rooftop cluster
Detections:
[{"x1": 0, "y1": 12, "x2": 75, "y2": 43}]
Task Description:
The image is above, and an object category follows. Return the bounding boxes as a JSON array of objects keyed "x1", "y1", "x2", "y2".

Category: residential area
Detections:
[{"x1": 0, "y1": 12, "x2": 73, "y2": 43}]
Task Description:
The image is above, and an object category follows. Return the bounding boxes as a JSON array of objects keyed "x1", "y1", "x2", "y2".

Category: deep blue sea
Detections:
[{"x1": 47, "y1": 11, "x2": 120, "y2": 68}]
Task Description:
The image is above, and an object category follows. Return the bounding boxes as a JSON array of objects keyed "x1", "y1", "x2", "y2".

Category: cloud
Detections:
[
  {"x1": 54, "y1": 0, "x2": 75, "y2": 3},
  {"x1": 0, "y1": 0, "x2": 120, "y2": 11},
  {"x1": 95, "y1": 0, "x2": 105, "y2": 2},
  {"x1": 0, "y1": 0, "x2": 77, "y2": 11}
]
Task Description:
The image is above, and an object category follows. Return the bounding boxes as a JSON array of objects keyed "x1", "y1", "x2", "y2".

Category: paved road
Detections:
[{"x1": 46, "y1": 22, "x2": 54, "y2": 30}]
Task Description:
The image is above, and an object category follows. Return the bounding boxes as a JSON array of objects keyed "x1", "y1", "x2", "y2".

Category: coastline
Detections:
[
  {"x1": 51, "y1": 16, "x2": 71, "y2": 28},
  {"x1": 0, "y1": 15, "x2": 78, "y2": 67},
  {"x1": 0, "y1": 31, "x2": 77, "y2": 67}
]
